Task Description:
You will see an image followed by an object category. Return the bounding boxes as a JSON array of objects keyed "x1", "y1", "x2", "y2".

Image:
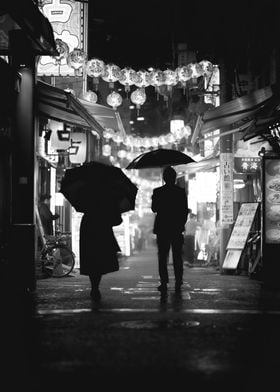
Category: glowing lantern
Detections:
[
  {"x1": 199, "y1": 60, "x2": 214, "y2": 77},
  {"x1": 170, "y1": 118, "x2": 185, "y2": 134},
  {"x1": 68, "y1": 48, "x2": 87, "y2": 75},
  {"x1": 158, "y1": 135, "x2": 168, "y2": 146},
  {"x1": 163, "y1": 69, "x2": 178, "y2": 94},
  {"x1": 119, "y1": 67, "x2": 138, "y2": 93},
  {"x1": 102, "y1": 63, "x2": 121, "y2": 89},
  {"x1": 86, "y1": 58, "x2": 105, "y2": 91},
  {"x1": 102, "y1": 144, "x2": 111, "y2": 156},
  {"x1": 112, "y1": 132, "x2": 123, "y2": 144},
  {"x1": 166, "y1": 133, "x2": 176, "y2": 143},
  {"x1": 103, "y1": 128, "x2": 115, "y2": 139},
  {"x1": 135, "y1": 70, "x2": 150, "y2": 89},
  {"x1": 106, "y1": 91, "x2": 123, "y2": 110},
  {"x1": 130, "y1": 88, "x2": 146, "y2": 114},
  {"x1": 53, "y1": 38, "x2": 69, "y2": 64},
  {"x1": 149, "y1": 69, "x2": 164, "y2": 98},
  {"x1": 117, "y1": 149, "x2": 127, "y2": 159},
  {"x1": 176, "y1": 65, "x2": 193, "y2": 93},
  {"x1": 81, "y1": 90, "x2": 98, "y2": 103},
  {"x1": 187, "y1": 62, "x2": 204, "y2": 81}
]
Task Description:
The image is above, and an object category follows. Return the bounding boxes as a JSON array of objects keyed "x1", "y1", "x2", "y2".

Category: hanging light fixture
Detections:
[
  {"x1": 106, "y1": 91, "x2": 123, "y2": 110},
  {"x1": 53, "y1": 38, "x2": 69, "y2": 65},
  {"x1": 130, "y1": 88, "x2": 146, "y2": 115},
  {"x1": 81, "y1": 90, "x2": 98, "y2": 103},
  {"x1": 176, "y1": 65, "x2": 193, "y2": 94},
  {"x1": 148, "y1": 69, "x2": 164, "y2": 99},
  {"x1": 163, "y1": 69, "x2": 178, "y2": 95},
  {"x1": 199, "y1": 60, "x2": 214, "y2": 78},
  {"x1": 67, "y1": 48, "x2": 87, "y2": 76},
  {"x1": 86, "y1": 58, "x2": 105, "y2": 91},
  {"x1": 102, "y1": 63, "x2": 121, "y2": 90},
  {"x1": 135, "y1": 69, "x2": 150, "y2": 89},
  {"x1": 119, "y1": 67, "x2": 139, "y2": 93},
  {"x1": 187, "y1": 62, "x2": 204, "y2": 83}
]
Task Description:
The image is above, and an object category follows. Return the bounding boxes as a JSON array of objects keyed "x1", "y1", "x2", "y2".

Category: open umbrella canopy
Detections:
[
  {"x1": 126, "y1": 148, "x2": 195, "y2": 169},
  {"x1": 60, "y1": 161, "x2": 138, "y2": 213}
]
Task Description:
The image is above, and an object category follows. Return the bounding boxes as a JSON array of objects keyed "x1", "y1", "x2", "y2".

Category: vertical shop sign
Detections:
[
  {"x1": 220, "y1": 152, "x2": 234, "y2": 225},
  {"x1": 37, "y1": 0, "x2": 86, "y2": 76}
]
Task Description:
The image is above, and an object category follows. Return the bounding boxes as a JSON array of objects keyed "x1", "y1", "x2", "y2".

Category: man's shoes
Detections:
[
  {"x1": 157, "y1": 284, "x2": 167, "y2": 293},
  {"x1": 185, "y1": 261, "x2": 194, "y2": 268},
  {"x1": 90, "y1": 289, "x2": 101, "y2": 301}
]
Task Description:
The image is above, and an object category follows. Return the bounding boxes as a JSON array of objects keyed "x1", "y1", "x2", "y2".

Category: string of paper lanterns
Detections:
[
  {"x1": 102, "y1": 123, "x2": 191, "y2": 152},
  {"x1": 54, "y1": 42, "x2": 215, "y2": 112}
]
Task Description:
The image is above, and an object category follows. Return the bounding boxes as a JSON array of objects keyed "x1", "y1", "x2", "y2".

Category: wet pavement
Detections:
[{"x1": 2, "y1": 246, "x2": 280, "y2": 391}]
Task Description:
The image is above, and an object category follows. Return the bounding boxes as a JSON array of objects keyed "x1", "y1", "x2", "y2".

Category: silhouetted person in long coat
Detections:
[
  {"x1": 79, "y1": 187, "x2": 122, "y2": 301},
  {"x1": 151, "y1": 166, "x2": 188, "y2": 294}
]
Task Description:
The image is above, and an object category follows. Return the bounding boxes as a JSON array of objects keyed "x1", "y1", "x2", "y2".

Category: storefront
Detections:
[
  {"x1": 179, "y1": 84, "x2": 280, "y2": 272},
  {"x1": 35, "y1": 80, "x2": 128, "y2": 266}
]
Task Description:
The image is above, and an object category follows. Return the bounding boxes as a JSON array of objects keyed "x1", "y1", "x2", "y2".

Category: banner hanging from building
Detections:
[{"x1": 220, "y1": 152, "x2": 234, "y2": 225}]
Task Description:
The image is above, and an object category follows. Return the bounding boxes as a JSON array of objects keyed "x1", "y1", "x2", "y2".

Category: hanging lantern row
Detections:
[
  {"x1": 85, "y1": 58, "x2": 215, "y2": 95},
  {"x1": 56, "y1": 43, "x2": 216, "y2": 110},
  {"x1": 102, "y1": 125, "x2": 191, "y2": 150}
]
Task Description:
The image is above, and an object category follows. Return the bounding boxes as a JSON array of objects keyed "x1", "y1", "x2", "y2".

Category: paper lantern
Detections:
[
  {"x1": 106, "y1": 91, "x2": 123, "y2": 110},
  {"x1": 68, "y1": 48, "x2": 87, "y2": 75},
  {"x1": 119, "y1": 67, "x2": 139, "y2": 92},
  {"x1": 148, "y1": 69, "x2": 164, "y2": 98},
  {"x1": 53, "y1": 38, "x2": 69, "y2": 64},
  {"x1": 135, "y1": 70, "x2": 150, "y2": 88},
  {"x1": 199, "y1": 60, "x2": 214, "y2": 77},
  {"x1": 102, "y1": 63, "x2": 121, "y2": 89},
  {"x1": 176, "y1": 65, "x2": 193, "y2": 93},
  {"x1": 102, "y1": 144, "x2": 111, "y2": 156},
  {"x1": 86, "y1": 58, "x2": 105, "y2": 90},
  {"x1": 130, "y1": 88, "x2": 146, "y2": 114},
  {"x1": 81, "y1": 90, "x2": 98, "y2": 103},
  {"x1": 187, "y1": 62, "x2": 204, "y2": 80},
  {"x1": 163, "y1": 69, "x2": 178, "y2": 93}
]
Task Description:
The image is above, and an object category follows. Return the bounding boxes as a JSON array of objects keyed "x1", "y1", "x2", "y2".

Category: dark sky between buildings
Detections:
[{"x1": 87, "y1": 0, "x2": 280, "y2": 72}]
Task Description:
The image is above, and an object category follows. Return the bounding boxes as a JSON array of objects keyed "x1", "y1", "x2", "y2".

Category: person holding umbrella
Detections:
[
  {"x1": 79, "y1": 185, "x2": 122, "y2": 301},
  {"x1": 60, "y1": 160, "x2": 138, "y2": 302},
  {"x1": 151, "y1": 166, "x2": 189, "y2": 295}
]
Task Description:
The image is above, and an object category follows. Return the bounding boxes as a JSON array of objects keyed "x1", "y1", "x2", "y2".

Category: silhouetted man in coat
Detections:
[{"x1": 151, "y1": 166, "x2": 188, "y2": 294}]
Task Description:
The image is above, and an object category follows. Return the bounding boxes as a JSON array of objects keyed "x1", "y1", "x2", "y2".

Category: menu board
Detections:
[
  {"x1": 264, "y1": 158, "x2": 280, "y2": 244},
  {"x1": 226, "y1": 202, "x2": 259, "y2": 250}
]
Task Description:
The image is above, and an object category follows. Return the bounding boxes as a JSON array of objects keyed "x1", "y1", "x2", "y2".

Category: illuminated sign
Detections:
[
  {"x1": 37, "y1": 0, "x2": 86, "y2": 76},
  {"x1": 234, "y1": 157, "x2": 261, "y2": 173}
]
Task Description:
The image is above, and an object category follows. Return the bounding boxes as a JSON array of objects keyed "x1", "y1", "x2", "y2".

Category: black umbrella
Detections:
[
  {"x1": 60, "y1": 161, "x2": 138, "y2": 213},
  {"x1": 126, "y1": 148, "x2": 195, "y2": 169}
]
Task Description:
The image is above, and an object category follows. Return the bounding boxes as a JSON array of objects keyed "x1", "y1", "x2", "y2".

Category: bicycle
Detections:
[{"x1": 39, "y1": 231, "x2": 75, "y2": 278}]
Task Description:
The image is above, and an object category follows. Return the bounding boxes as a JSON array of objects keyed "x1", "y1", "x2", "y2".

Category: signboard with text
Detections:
[
  {"x1": 220, "y1": 152, "x2": 234, "y2": 225},
  {"x1": 223, "y1": 202, "x2": 259, "y2": 270},
  {"x1": 37, "y1": 0, "x2": 86, "y2": 76}
]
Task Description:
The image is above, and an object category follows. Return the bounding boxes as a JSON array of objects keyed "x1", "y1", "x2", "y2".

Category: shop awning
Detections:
[
  {"x1": 79, "y1": 98, "x2": 125, "y2": 135},
  {"x1": 175, "y1": 155, "x2": 219, "y2": 176},
  {"x1": 200, "y1": 86, "x2": 275, "y2": 135},
  {"x1": 36, "y1": 81, "x2": 105, "y2": 138},
  {"x1": 78, "y1": 98, "x2": 126, "y2": 136}
]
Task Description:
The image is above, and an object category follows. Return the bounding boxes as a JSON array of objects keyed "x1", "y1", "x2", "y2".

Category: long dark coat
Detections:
[{"x1": 79, "y1": 195, "x2": 122, "y2": 276}]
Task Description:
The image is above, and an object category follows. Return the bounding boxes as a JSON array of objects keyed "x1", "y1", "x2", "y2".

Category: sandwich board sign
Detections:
[{"x1": 223, "y1": 202, "x2": 259, "y2": 269}]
